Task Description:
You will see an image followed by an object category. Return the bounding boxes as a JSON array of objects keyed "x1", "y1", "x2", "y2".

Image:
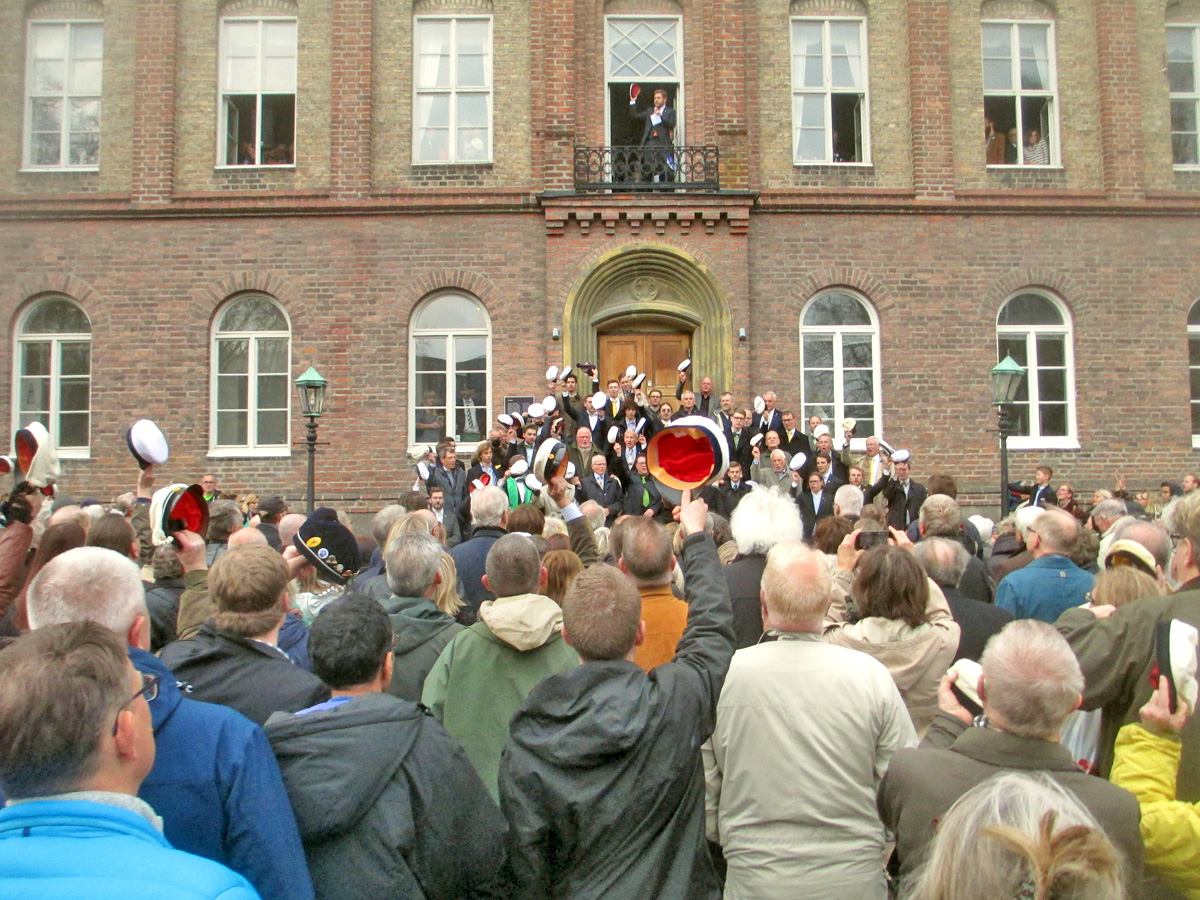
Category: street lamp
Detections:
[
  {"x1": 991, "y1": 354, "x2": 1027, "y2": 519},
  {"x1": 294, "y1": 366, "x2": 327, "y2": 514}
]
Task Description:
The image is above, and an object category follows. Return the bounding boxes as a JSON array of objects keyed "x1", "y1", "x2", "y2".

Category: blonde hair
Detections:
[
  {"x1": 430, "y1": 552, "x2": 463, "y2": 616},
  {"x1": 543, "y1": 550, "x2": 584, "y2": 605},
  {"x1": 1091, "y1": 565, "x2": 1163, "y2": 608}
]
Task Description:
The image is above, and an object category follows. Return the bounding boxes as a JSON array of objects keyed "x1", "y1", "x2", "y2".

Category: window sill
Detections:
[
  {"x1": 56, "y1": 447, "x2": 90, "y2": 460},
  {"x1": 986, "y1": 164, "x2": 1063, "y2": 171},
  {"x1": 215, "y1": 164, "x2": 297, "y2": 171},
  {"x1": 1192, "y1": 435, "x2": 1200, "y2": 450},
  {"x1": 793, "y1": 161, "x2": 873, "y2": 168},
  {"x1": 1176, "y1": 166, "x2": 1200, "y2": 173},
  {"x1": 207, "y1": 447, "x2": 291, "y2": 459},
  {"x1": 411, "y1": 160, "x2": 494, "y2": 167},
  {"x1": 19, "y1": 166, "x2": 100, "y2": 174},
  {"x1": 1003, "y1": 436, "x2": 1080, "y2": 451}
]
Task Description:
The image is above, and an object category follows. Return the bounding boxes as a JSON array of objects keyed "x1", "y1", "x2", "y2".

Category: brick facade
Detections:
[{"x1": 0, "y1": 0, "x2": 1197, "y2": 512}]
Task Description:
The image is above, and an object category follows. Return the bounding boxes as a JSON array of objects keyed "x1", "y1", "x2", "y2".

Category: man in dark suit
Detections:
[
  {"x1": 778, "y1": 410, "x2": 811, "y2": 456},
  {"x1": 795, "y1": 471, "x2": 836, "y2": 540},
  {"x1": 578, "y1": 455, "x2": 624, "y2": 526},
  {"x1": 724, "y1": 409, "x2": 754, "y2": 475},
  {"x1": 914, "y1": 537, "x2": 1012, "y2": 663},
  {"x1": 714, "y1": 461, "x2": 752, "y2": 519},
  {"x1": 507, "y1": 423, "x2": 540, "y2": 470},
  {"x1": 623, "y1": 455, "x2": 663, "y2": 520},
  {"x1": 676, "y1": 372, "x2": 715, "y2": 417},
  {"x1": 864, "y1": 451, "x2": 927, "y2": 531},
  {"x1": 427, "y1": 445, "x2": 470, "y2": 535},
  {"x1": 712, "y1": 392, "x2": 736, "y2": 432},
  {"x1": 610, "y1": 429, "x2": 643, "y2": 489},
  {"x1": 629, "y1": 86, "x2": 676, "y2": 182},
  {"x1": 1009, "y1": 465, "x2": 1055, "y2": 508},
  {"x1": 752, "y1": 392, "x2": 783, "y2": 436}
]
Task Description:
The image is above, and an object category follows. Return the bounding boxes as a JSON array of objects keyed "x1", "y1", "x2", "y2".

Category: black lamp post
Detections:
[
  {"x1": 294, "y1": 366, "x2": 327, "y2": 514},
  {"x1": 991, "y1": 354, "x2": 1027, "y2": 519}
]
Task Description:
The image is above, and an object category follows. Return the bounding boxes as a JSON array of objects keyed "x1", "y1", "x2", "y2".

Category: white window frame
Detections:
[
  {"x1": 1189, "y1": 301, "x2": 1200, "y2": 448},
  {"x1": 790, "y1": 17, "x2": 871, "y2": 166},
  {"x1": 981, "y1": 20, "x2": 1060, "y2": 168},
  {"x1": 408, "y1": 293, "x2": 492, "y2": 451},
  {"x1": 1169, "y1": 24, "x2": 1200, "y2": 170},
  {"x1": 216, "y1": 16, "x2": 297, "y2": 169},
  {"x1": 23, "y1": 20, "x2": 103, "y2": 172},
  {"x1": 208, "y1": 295, "x2": 292, "y2": 458},
  {"x1": 604, "y1": 15, "x2": 685, "y2": 147},
  {"x1": 12, "y1": 298, "x2": 91, "y2": 458},
  {"x1": 412, "y1": 16, "x2": 494, "y2": 165},
  {"x1": 995, "y1": 291, "x2": 1079, "y2": 450},
  {"x1": 798, "y1": 290, "x2": 882, "y2": 452}
]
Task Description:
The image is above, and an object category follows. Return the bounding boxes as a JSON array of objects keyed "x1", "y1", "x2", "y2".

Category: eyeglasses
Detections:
[{"x1": 112, "y1": 672, "x2": 160, "y2": 736}]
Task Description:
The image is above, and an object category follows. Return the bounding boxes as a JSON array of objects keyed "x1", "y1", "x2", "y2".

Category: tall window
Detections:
[
  {"x1": 1169, "y1": 26, "x2": 1200, "y2": 167},
  {"x1": 791, "y1": 18, "x2": 869, "y2": 164},
  {"x1": 414, "y1": 17, "x2": 492, "y2": 163},
  {"x1": 24, "y1": 21, "x2": 103, "y2": 169},
  {"x1": 14, "y1": 297, "x2": 91, "y2": 454},
  {"x1": 800, "y1": 291, "x2": 880, "y2": 447},
  {"x1": 211, "y1": 295, "x2": 291, "y2": 454},
  {"x1": 410, "y1": 293, "x2": 490, "y2": 446},
  {"x1": 605, "y1": 16, "x2": 683, "y2": 147},
  {"x1": 982, "y1": 21, "x2": 1057, "y2": 166},
  {"x1": 996, "y1": 292, "x2": 1076, "y2": 445},
  {"x1": 1189, "y1": 302, "x2": 1200, "y2": 443},
  {"x1": 219, "y1": 18, "x2": 296, "y2": 166}
]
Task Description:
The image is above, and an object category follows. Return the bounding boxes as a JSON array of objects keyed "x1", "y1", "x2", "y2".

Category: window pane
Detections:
[
  {"x1": 1172, "y1": 99, "x2": 1198, "y2": 134},
  {"x1": 830, "y1": 22, "x2": 862, "y2": 90},
  {"x1": 414, "y1": 294, "x2": 488, "y2": 330},
  {"x1": 58, "y1": 412, "x2": 89, "y2": 447},
  {"x1": 72, "y1": 24, "x2": 103, "y2": 59},
  {"x1": 31, "y1": 98, "x2": 62, "y2": 133},
  {"x1": 998, "y1": 336, "x2": 1027, "y2": 368},
  {"x1": 1190, "y1": 337, "x2": 1200, "y2": 366},
  {"x1": 19, "y1": 378, "x2": 50, "y2": 414},
  {"x1": 257, "y1": 374, "x2": 288, "y2": 409},
  {"x1": 1170, "y1": 61, "x2": 1196, "y2": 95},
  {"x1": 219, "y1": 297, "x2": 287, "y2": 332},
  {"x1": 794, "y1": 93, "x2": 825, "y2": 160},
  {"x1": 1035, "y1": 335, "x2": 1064, "y2": 367},
  {"x1": 793, "y1": 21, "x2": 824, "y2": 88},
  {"x1": 1174, "y1": 131, "x2": 1199, "y2": 167},
  {"x1": 417, "y1": 95, "x2": 450, "y2": 161},
  {"x1": 256, "y1": 338, "x2": 288, "y2": 373},
  {"x1": 218, "y1": 374, "x2": 248, "y2": 409},
  {"x1": 31, "y1": 133, "x2": 60, "y2": 166},
  {"x1": 455, "y1": 335, "x2": 487, "y2": 370},
  {"x1": 415, "y1": 336, "x2": 448, "y2": 371},
  {"x1": 1192, "y1": 369, "x2": 1200, "y2": 399},
  {"x1": 998, "y1": 294, "x2": 1062, "y2": 325},
  {"x1": 60, "y1": 342, "x2": 90, "y2": 376},
  {"x1": 33, "y1": 59, "x2": 65, "y2": 94},
  {"x1": 803, "y1": 335, "x2": 834, "y2": 368},
  {"x1": 70, "y1": 59, "x2": 102, "y2": 94},
  {"x1": 1038, "y1": 368, "x2": 1066, "y2": 402},
  {"x1": 1018, "y1": 25, "x2": 1050, "y2": 91},
  {"x1": 1190, "y1": 304, "x2": 1200, "y2": 327},
  {"x1": 218, "y1": 410, "x2": 248, "y2": 445},
  {"x1": 223, "y1": 22, "x2": 260, "y2": 90},
  {"x1": 1039, "y1": 403, "x2": 1067, "y2": 436},
  {"x1": 1192, "y1": 403, "x2": 1200, "y2": 434},
  {"x1": 218, "y1": 339, "x2": 250, "y2": 375},
  {"x1": 842, "y1": 333, "x2": 873, "y2": 369},
  {"x1": 416, "y1": 373, "x2": 447, "y2": 409},
  {"x1": 981, "y1": 24, "x2": 1012, "y2": 91},
  {"x1": 23, "y1": 299, "x2": 90, "y2": 334},
  {"x1": 417, "y1": 21, "x2": 452, "y2": 88},
  {"x1": 257, "y1": 410, "x2": 287, "y2": 445},
  {"x1": 21, "y1": 342, "x2": 51, "y2": 376},
  {"x1": 456, "y1": 371, "x2": 487, "y2": 402},
  {"x1": 804, "y1": 292, "x2": 871, "y2": 326},
  {"x1": 803, "y1": 370, "x2": 834, "y2": 404},
  {"x1": 844, "y1": 370, "x2": 873, "y2": 403},
  {"x1": 33, "y1": 23, "x2": 66, "y2": 61},
  {"x1": 60, "y1": 379, "x2": 89, "y2": 412},
  {"x1": 457, "y1": 21, "x2": 489, "y2": 87}
]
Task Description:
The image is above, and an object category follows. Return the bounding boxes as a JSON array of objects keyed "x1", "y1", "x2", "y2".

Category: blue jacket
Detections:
[
  {"x1": 132, "y1": 648, "x2": 314, "y2": 900},
  {"x1": 450, "y1": 526, "x2": 508, "y2": 616},
  {"x1": 995, "y1": 554, "x2": 1094, "y2": 624},
  {"x1": 0, "y1": 799, "x2": 260, "y2": 899}
]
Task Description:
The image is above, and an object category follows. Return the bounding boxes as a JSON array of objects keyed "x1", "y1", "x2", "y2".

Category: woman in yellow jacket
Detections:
[{"x1": 1110, "y1": 676, "x2": 1200, "y2": 899}]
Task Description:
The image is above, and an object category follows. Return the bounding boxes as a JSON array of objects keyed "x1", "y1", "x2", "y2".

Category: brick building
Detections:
[{"x1": 1, "y1": 0, "x2": 1199, "y2": 510}]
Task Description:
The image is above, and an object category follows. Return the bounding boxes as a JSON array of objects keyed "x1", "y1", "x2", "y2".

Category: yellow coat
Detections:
[{"x1": 1111, "y1": 723, "x2": 1200, "y2": 899}]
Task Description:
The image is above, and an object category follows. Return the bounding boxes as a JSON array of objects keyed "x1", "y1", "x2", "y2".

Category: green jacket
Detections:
[{"x1": 422, "y1": 592, "x2": 579, "y2": 800}]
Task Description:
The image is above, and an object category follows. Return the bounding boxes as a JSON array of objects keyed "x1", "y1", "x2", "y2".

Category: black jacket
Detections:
[
  {"x1": 160, "y1": 622, "x2": 330, "y2": 726},
  {"x1": 266, "y1": 692, "x2": 507, "y2": 900},
  {"x1": 498, "y1": 534, "x2": 734, "y2": 900},
  {"x1": 578, "y1": 474, "x2": 624, "y2": 525},
  {"x1": 623, "y1": 474, "x2": 664, "y2": 518},
  {"x1": 864, "y1": 476, "x2": 928, "y2": 530},
  {"x1": 725, "y1": 553, "x2": 768, "y2": 649},
  {"x1": 144, "y1": 576, "x2": 185, "y2": 652},
  {"x1": 942, "y1": 586, "x2": 1014, "y2": 663},
  {"x1": 381, "y1": 595, "x2": 465, "y2": 702}
]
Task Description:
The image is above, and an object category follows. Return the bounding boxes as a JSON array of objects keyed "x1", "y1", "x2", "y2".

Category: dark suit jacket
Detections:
[
  {"x1": 632, "y1": 102, "x2": 676, "y2": 146},
  {"x1": 714, "y1": 481, "x2": 752, "y2": 520},
  {"x1": 725, "y1": 553, "x2": 768, "y2": 649},
  {"x1": 724, "y1": 429, "x2": 754, "y2": 474},
  {"x1": 610, "y1": 447, "x2": 642, "y2": 489},
  {"x1": 778, "y1": 429, "x2": 812, "y2": 456},
  {"x1": 675, "y1": 382, "x2": 714, "y2": 417},
  {"x1": 427, "y1": 464, "x2": 469, "y2": 532},
  {"x1": 796, "y1": 487, "x2": 836, "y2": 539},
  {"x1": 1010, "y1": 481, "x2": 1054, "y2": 508},
  {"x1": 752, "y1": 408, "x2": 783, "y2": 436},
  {"x1": 623, "y1": 475, "x2": 663, "y2": 518},
  {"x1": 578, "y1": 474, "x2": 624, "y2": 524},
  {"x1": 942, "y1": 586, "x2": 1013, "y2": 662},
  {"x1": 864, "y1": 476, "x2": 928, "y2": 531}
]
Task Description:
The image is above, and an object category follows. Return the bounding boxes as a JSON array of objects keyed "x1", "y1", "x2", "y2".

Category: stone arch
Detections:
[
  {"x1": 979, "y1": 267, "x2": 1082, "y2": 320},
  {"x1": 562, "y1": 243, "x2": 733, "y2": 393},
  {"x1": 194, "y1": 270, "x2": 303, "y2": 331},
  {"x1": 790, "y1": 0, "x2": 868, "y2": 17},
  {"x1": 980, "y1": 0, "x2": 1056, "y2": 18},
  {"x1": 786, "y1": 266, "x2": 897, "y2": 317},
  {"x1": 395, "y1": 268, "x2": 505, "y2": 328},
  {"x1": 9, "y1": 275, "x2": 102, "y2": 334},
  {"x1": 1169, "y1": 1, "x2": 1200, "y2": 22}
]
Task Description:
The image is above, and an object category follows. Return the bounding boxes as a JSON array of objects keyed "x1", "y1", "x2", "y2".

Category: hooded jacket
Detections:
[
  {"x1": 422, "y1": 592, "x2": 579, "y2": 799},
  {"x1": 132, "y1": 647, "x2": 313, "y2": 900},
  {"x1": 498, "y1": 533, "x2": 735, "y2": 900},
  {"x1": 265, "y1": 692, "x2": 507, "y2": 900},
  {"x1": 381, "y1": 595, "x2": 464, "y2": 702},
  {"x1": 160, "y1": 621, "x2": 330, "y2": 726}
]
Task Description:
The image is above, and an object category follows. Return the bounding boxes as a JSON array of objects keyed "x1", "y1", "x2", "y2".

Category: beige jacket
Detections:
[{"x1": 823, "y1": 570, "x2": 959, "y2": 736}]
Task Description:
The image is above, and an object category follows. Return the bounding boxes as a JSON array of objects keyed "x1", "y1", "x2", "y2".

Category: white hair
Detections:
[
  {"x1": 27, "y1": 547, "x2": 148, "y2": 636},
  {"x1": 579, "y1": 500, "x2": 606, "y2": 532},
  {"x1": 470, "y1": 486, "x2": 508, "y2": 528},
  {"x1": 730, "y1": 486, "x2": 804, "y2": 555},
  {"x1": 833, "y1": 483, "x2": 864, "y2": 517},
  {"x1": 980, "y1": 620, "x2": 1084, "y2": 739},
  {"x1": 1013, "y1": 505, "x2": 1045, "y2": 540},
  {"x1": 762, "y1": 541, "x2": 832, "y2": 624}
]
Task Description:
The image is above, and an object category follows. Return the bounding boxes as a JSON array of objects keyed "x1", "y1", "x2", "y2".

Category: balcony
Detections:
[{"x1": 573, "y1": 145, "x2": 720, "y2": 192}]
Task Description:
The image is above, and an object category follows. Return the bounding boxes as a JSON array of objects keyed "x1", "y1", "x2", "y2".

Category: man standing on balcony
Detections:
[{"x1": 630, "y1": 86, "x2": 675, "y2": 183}]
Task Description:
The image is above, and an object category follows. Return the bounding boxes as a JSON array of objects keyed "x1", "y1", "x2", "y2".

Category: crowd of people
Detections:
[{"x1": 1, "y1": 367, "x2": 1200, "y2": 899}]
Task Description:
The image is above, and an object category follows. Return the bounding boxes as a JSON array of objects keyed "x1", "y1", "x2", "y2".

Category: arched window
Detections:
[
  {"x1": 1189, "y1": 301, "x2": 1200, "y2": 444},
  {"x1": 996, "y1": 291, "x2": 1076, "y2": 446},
  {"x1": 210, "y1": 294, "x2": 291, "y2": 453},
  {"x1": 409, "y1": 292, "x2": 491, "y2": 447},
  {"x1": 14, "y1": 297, "x2": 91, "y2": 454},
  {"x1": 799, "y1": 290, "x2": 880, "y2": 446}
]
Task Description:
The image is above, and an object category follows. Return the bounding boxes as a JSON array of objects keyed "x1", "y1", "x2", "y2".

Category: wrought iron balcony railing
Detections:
[{"x1": 573, "y1": 145, "x2": 720, "y2": 192}]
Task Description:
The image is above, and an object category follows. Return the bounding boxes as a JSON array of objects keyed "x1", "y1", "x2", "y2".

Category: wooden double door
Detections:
[{"x1": 598, "y1": 328, "x2": 691, "y2": 397}]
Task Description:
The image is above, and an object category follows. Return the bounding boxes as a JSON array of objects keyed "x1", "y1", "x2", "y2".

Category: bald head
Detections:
[
  {"x1": 1030, "y1": 507, "x2": 1078, "y2": 557},
  {"x1": 49, "y1": 505, "x2": 89, "y2": 532},
  {"x1": 761, "y1": 541, "x2": 832, "y2": 630},
  {"x1": 228, "y1": 527, "x2": 269, "y2": 548},
  {"x1": 278, "y1": 513, "x2": 307, "y2": 549}
]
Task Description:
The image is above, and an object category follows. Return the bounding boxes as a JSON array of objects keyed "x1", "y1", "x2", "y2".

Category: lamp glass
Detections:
[
  {"x1": 990, "y1": 355, "x2": 1026, "y2": 406},
  {"x1": 295, "y1": 366, "x2": 328, "y2": 419}
]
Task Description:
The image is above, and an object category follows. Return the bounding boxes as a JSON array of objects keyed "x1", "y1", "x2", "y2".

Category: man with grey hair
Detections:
[
  {"x1": 1091, "y1": 497, "x2": 1129, "y2": 540},
  {"x1": 879, "y1": 619, "x2": 1142, "y2": 886},
  {"x1": 1059, "y1": 488, "x2": 1200, "y2": 793},
  {"x1": 351, "y1": 504, "x2": 406, "y2": 592},
  {"x1": 1101, "y1": 514, "x2": 1171, "y2": 587},
  {"x1": 705, "y1": 541, "x2": 916, "y2": 900},
  {"x1": 752, "y1": 448, "x2": 791, "y2": 490},
  {"x1": 205, "y1": 499, "x2": 244, "y2": 566},
  {"x1": 726, "y1": 486, "x2": 806, "y2": 648},
  {"x1": 917, "y1": 494, "x2": 993, "y2": 603},
  {"x1": 995, "y1": 507, "x2": 1092, "y2": 623},
  {"x1": 449, "y1": 485, "x2": 510, "y2": 618},
  {"x1": 914, "y1": 537, "x2": 1012, "y2": 662},
  {"x1": 379, "y1": 530, "x2": 463, "y2": 701},
  {"x1": 833, "y1": 483, "x2": 864, "y2": 518},
  {"x1": 24, "y1": 547, "x2": 313, "y2": 900},
  {"x1": 423, "y1": 532, "x2": 579, "y2": 799}
]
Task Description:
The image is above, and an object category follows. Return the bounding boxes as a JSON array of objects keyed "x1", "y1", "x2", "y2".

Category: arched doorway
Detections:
[{"x1": 562, "y1": 244, "x2": 732, "y2": 396}]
